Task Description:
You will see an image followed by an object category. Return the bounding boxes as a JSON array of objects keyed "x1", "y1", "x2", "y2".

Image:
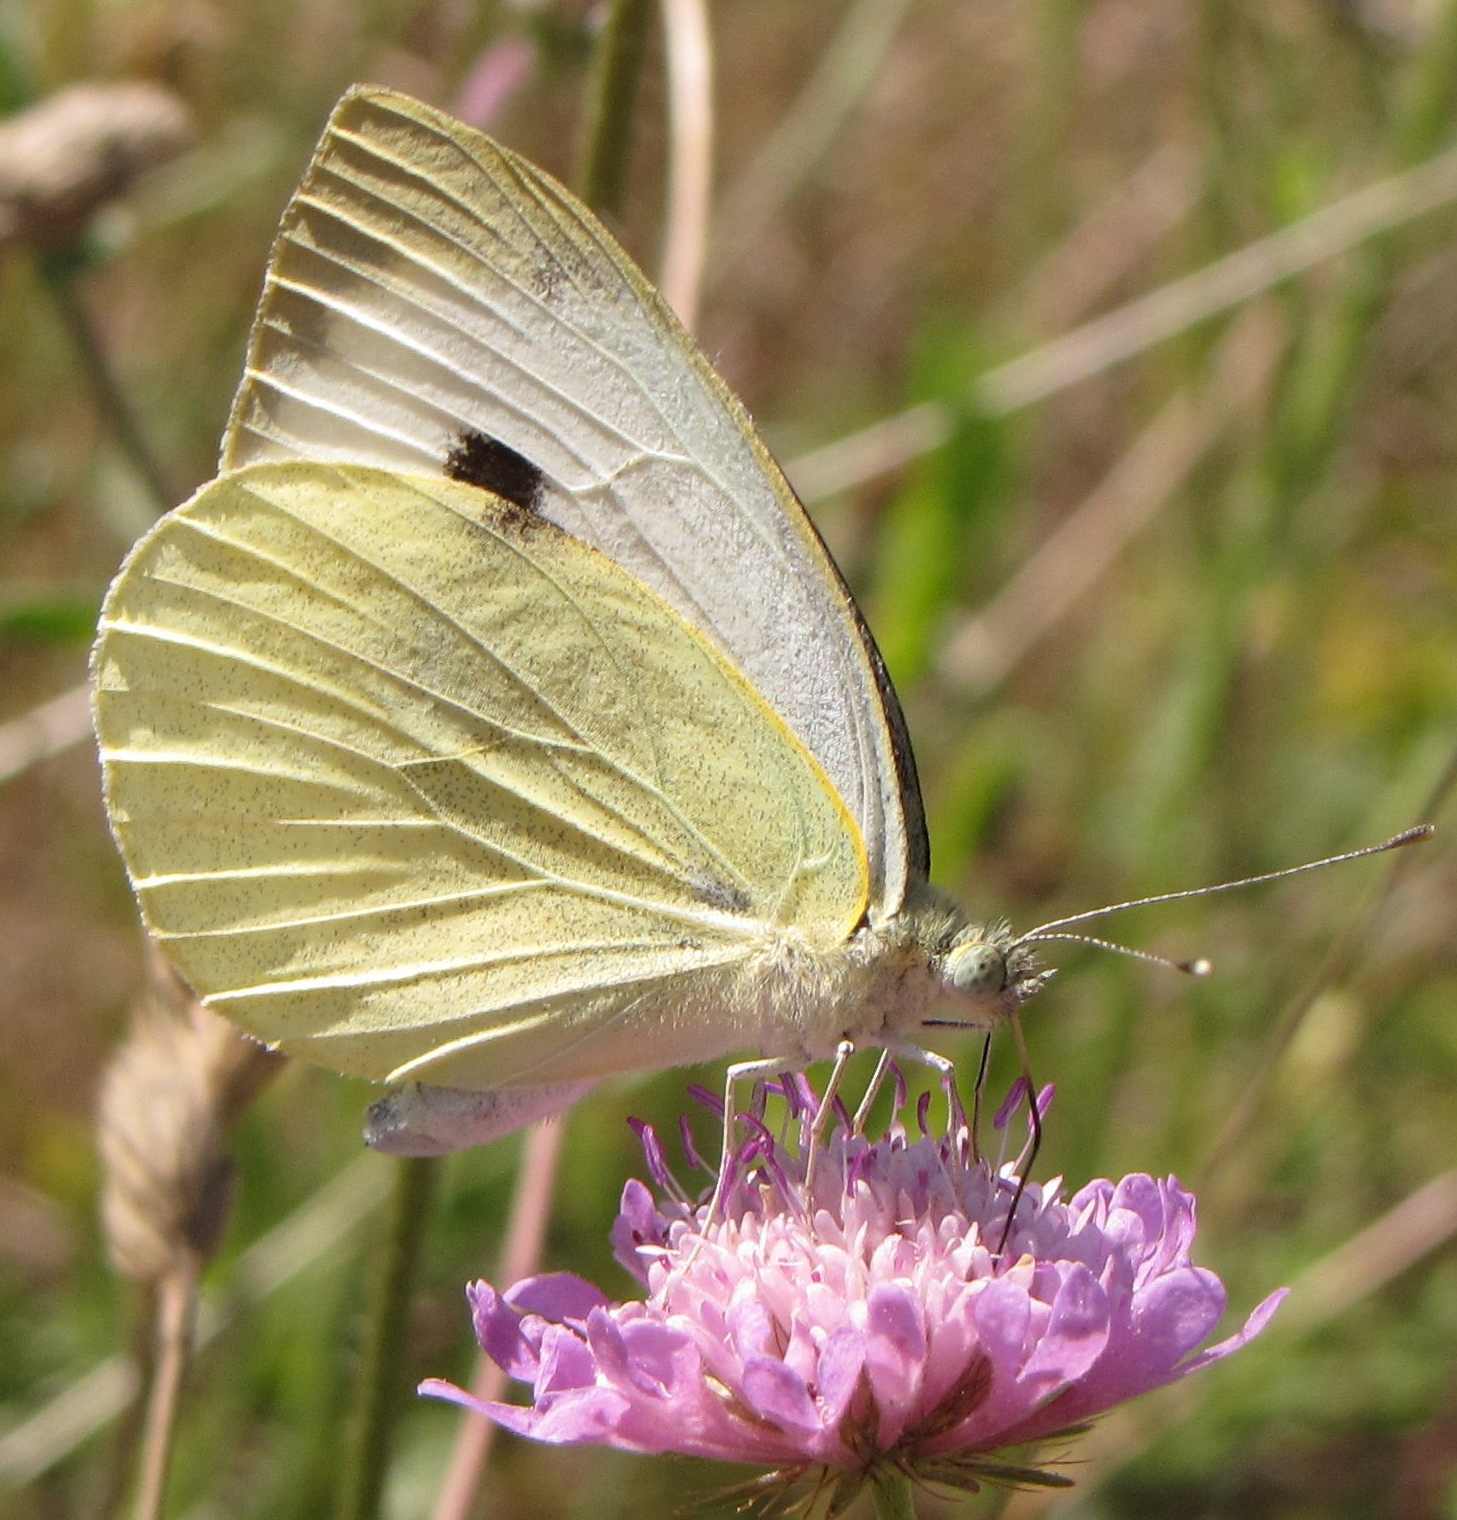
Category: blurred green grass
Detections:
[{"x1": 1, "y1": 2, "x2": 1455, "y2": 1517}]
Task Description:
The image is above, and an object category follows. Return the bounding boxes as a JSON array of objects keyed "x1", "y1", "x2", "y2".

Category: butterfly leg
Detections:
[
  {"x1": 851, "y1": 1046, "x2": 896, "y2": 1135},
  {"x1": 878, "y1": 1040, "x2": 969, "y2": 1149},
  {"x1": 801, "y1": 1039, "x2": 856, "y2": 1201},
  {"x1": 698, "y1": 1054, "x2": 802, "y2": 1232}
]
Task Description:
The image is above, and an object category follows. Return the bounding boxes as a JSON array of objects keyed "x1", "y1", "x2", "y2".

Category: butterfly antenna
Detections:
[
  {"x1": 1015, "y1": 825, "x2": 1433, "y2": 945},
  {"x1": 1024, "y1": 931, "x2": 1212, "y2": 977}
]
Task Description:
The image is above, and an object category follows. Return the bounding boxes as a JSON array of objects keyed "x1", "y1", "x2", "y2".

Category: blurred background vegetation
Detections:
[{"x1": 1, "y1": 1, "x2": 1454, "y2": 1516}]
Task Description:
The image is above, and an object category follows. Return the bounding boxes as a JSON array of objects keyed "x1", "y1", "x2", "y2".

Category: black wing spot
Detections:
[{"x1": 444, "y1": 430, "x2": 544, "y2": 517}]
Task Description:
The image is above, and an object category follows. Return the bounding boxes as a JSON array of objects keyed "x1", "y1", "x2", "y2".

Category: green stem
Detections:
[
  {"x1": 1396, "y1": 0, "x2": 1457, "y2": 167},
  {"x1": 41, "y1": 257, "x2": 175, "y2": 513},
  {"x1": 870, "y1": 1467, "x2": 918, "y2": 1520},
  {"x1": 337, "y1": 1157, "x2": 437, "y2": 1520},
  {"x1": 1269, "y1": 0, "x2": 1457, "y2": 505},
  {"x1": 576, "y1": 0, "x2": 653, "y2": 213}
]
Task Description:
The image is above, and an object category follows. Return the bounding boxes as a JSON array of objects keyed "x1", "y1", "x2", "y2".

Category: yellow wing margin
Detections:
[{"x1": 92, "y1": 463, "x2": 868, "y2": 1091}]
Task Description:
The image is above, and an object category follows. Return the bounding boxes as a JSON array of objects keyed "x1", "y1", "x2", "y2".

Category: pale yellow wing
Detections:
[
  {"x1": 92, "y1": 463, "x2": 868, "y2": 1091},
  {"x1": 219, "y1": 86, "x2": 927, "y2": 920}
]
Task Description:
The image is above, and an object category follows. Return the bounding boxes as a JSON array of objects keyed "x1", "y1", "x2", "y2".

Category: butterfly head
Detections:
[{"x1": 939, "y1": 922, "x2": 1053, "y2": 1025}]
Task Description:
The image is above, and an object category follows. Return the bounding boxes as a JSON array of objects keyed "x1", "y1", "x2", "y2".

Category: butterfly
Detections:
[{"x1": 91, "y1": 86, "x2": 1424, "y2": 1161}]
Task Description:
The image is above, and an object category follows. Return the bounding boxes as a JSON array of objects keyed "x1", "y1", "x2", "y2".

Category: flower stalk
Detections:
[
  {"x1": 869, "y1": 1469, "x2": 918, "y2": 1520},
  {"x1": 339, "y1": 1155, "x2": 437, "y2": 1520}
]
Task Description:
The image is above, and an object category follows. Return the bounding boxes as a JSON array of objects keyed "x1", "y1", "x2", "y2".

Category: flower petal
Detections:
[
  {"x1": 1170, "y1": 1287, "x2": 1288, "y2": 1379},
  {"x1": 620, "y1": 1317, "x2": 696, "y2": 1394},
  {"x1": 864, "y1": 1283, "x2": 928, "y2": 1444},
  {"x1": 972, "y1": 1278, "x2": 1031, "y2": 1370},
  {"x1": 1019, "y1": 1264, "x2": 1110, "y2": 1391},
  {"x1": 742, "y1": 1357, "x2": 821, "y2": 1434},
  {"x1": 727, "y1": 1285, "x2": 777, "y2": 1362},
  {"x1": 611, "y1": 1178, "x2": 665, "y2": 1282},
  {"x1": 535, "y1": 1322, "x2": 597, "y2": 1396},
  {"x1": 417, "y1": 1376, "x2": 492, "y2": 1418},
  {"x1": 466, "y1": 1281, "x2": 537, "y2": 1381},
  {"x1": 816, "y1": 1325, "x2": 866, "y2": 1427},
  {"x1": 1129, "y1": 1266, "x2": 1228, "y2": 1373},
  {"x1": 506, "y1": 1272, "x2": 609, "y2": 1324},
  {"x1": 521, "y1": 1387, "x2": 635, "y2": 1445}
]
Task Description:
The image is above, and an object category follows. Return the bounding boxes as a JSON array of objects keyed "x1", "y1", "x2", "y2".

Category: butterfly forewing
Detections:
[
  {"x1": 220, "y1": 86, "x2": 927, "y2": 917},
  {"x1": 93, "y1": 464, "x2": 869, "y2": 1090}
]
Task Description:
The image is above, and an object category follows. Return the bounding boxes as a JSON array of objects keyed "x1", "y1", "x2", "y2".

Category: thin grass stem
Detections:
[
  {"x1": 429, "y1": 1121, "x2": 568, "y2": 1520},
  {"x1": 709, "y1": 0, "x2": 914, "y2": 284},
  {"x1": 658, "y1": 0, "x2": 712, "y2": 328},
  {"x1": 42, "y1": 259, "x2": 174, "y2": 512},
  {"x1": 577, "y1": 0, "x2": 653, "y2": 218},
  {"x1": 337, "y1": 1157, "x2": 437, "y2": 1520},
  {"x1": 789, "y1": 135, "x2": 1457, "y2": 501},
  {"x1": 130, "y1": 1262, "x2": 198, "y2": 1520}
]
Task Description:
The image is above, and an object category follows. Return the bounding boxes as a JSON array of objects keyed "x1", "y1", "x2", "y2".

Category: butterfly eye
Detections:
[{"x1": 947, "y1": 942, "x2": 1008, "y2": 999}]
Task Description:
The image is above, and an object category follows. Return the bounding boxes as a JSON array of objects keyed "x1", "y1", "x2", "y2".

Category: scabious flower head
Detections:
[{"x1": 424, "y1": 1077, "x2": 1285, "y2": 1506}]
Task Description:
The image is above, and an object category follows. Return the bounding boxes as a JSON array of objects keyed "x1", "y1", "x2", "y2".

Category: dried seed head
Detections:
[
  {"x1": 0, "y1": 83, "x2": 193, "y2": 252},
  {"x1": 97, "y1": 940, "x2": 279, "y2": 1282}
]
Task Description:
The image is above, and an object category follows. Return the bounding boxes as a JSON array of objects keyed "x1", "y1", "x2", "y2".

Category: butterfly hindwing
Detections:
[{"x1": 92, "y1": 463, "x2": 869, "y2": 1090}]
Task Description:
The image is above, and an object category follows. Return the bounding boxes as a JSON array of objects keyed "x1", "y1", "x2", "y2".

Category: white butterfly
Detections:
[{"x1": 101, "y1": 87, "x2": 1416, "y2": 1160}]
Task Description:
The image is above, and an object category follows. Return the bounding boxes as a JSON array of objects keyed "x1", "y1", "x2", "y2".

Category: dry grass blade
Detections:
[
  {"x1": 659, "y1": 0, "x2": 714, "y2": 329},
  {"x1": 1279, "y1": 1170, "x2": 1457, "y2": 1333},
  {"x1": 0, "y1": 1153, "x2": 395, "y2": 1488},
  {"x1": 790, "y1": 134, "x2": 1457, "y2": 502},
  {"x1": 1019, "y1": 142, "x2": 1200, "y2": 335},
  {"x1": 429, "y1": 1120, "x2": 569, "y2": 1520},
  {"x1": 0, "y1": 684, "x2": 92, "y2": 787},
  {"x1": 938, "y1": 306, "x2": 1286, "y2": 696},
  {"x1": 979, "y1": 136, "x2": 1457, "y2": 414},
  {"x1": 708, "y1": 0, "x2": 915, "y2": 285}
]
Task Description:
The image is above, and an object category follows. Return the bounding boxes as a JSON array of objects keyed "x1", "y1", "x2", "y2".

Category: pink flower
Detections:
[{"x1": 424, "y1": 1081, "x2": 1285, "y2": 1498}]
